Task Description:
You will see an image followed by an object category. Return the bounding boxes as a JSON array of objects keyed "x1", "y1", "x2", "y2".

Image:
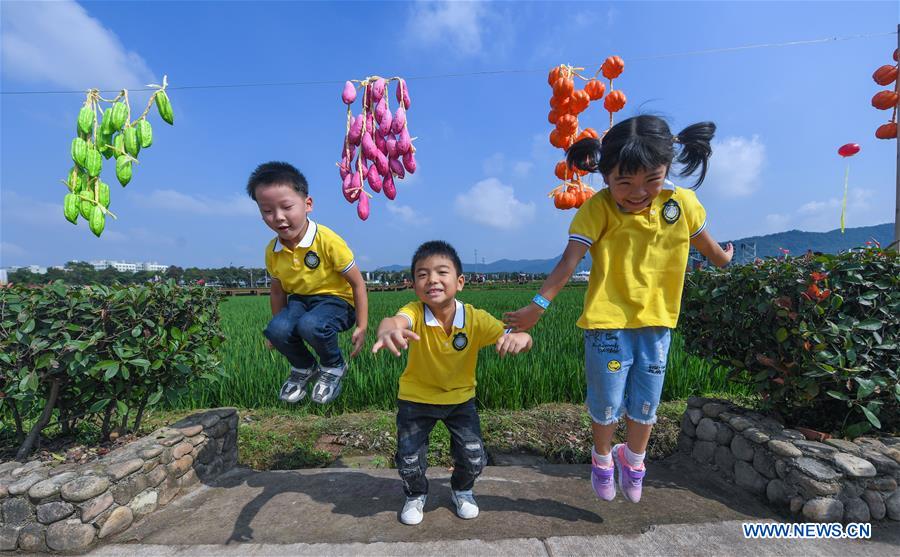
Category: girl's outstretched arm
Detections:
[
  {"x1": 691, "y1": 230, "x2": 734, "y2": 268},
  {"x1": 503, "y1": 240, "x2": 589, "y2": 332}
]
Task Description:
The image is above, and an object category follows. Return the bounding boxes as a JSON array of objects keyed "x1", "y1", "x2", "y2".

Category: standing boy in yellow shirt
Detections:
[
  {"x1": 373, "y1": 241, "x2": 532, "y2": 525},
  {"x1": 247, "y1": 161, "x2": 368, "y2": 404}
]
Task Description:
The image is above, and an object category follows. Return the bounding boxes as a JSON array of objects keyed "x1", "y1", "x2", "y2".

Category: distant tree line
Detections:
[{"x1": 8, "y1": 263, "x2": 547, "y2": 288}]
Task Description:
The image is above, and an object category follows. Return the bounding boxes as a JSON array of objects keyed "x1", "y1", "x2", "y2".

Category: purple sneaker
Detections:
[
  {"x1": 612, "y1": 443, "x2": 645, "y2": 503},
  {"x1": 590, "y1": 457, "x2": 616, "y2": 501}
]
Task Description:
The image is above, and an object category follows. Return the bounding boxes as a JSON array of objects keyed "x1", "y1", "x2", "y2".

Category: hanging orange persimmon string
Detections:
[
  {"x1": 871, "y1": 48, "x2": 898, "y2": 140},
  {"x1": 546, "y1": 55, "x2": 627, "y2": 210}
]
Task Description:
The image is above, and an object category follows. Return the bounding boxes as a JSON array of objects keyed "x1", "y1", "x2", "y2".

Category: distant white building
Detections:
[
  {"x1": 3, "y1": 265, "x2": 47, "y2": 275},
  {"x1": 139, "y1": 262, "x2": 169, "y2": 272},
  {"x1": 91, "y1": 260, "x2": 138, "y2": 273},
  {"x1": 571, "y1": 270, "x2": 590, "y2": 282},
  {"x1": 0, "y1": 269, "x2": 7, "y2": 285}
]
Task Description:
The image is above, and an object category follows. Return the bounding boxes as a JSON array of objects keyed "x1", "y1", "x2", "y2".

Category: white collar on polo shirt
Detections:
[
  {"x1": 272, "y1": 220, "x2": 317, "y2": 252},
  {"x1": 423, "y1": 299, "x2": 465, "y2": 329}
]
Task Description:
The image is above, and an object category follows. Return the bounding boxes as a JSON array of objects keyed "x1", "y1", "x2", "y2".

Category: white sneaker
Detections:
[
  {"x1": 311, "y1": 366, "x2": 345, "y2": 404},
  {"x1": 400, "y1": 494, "x2": 426, "y2": 525},
  {"x1": 279, "y1": 366, "x2": 318, "y2": 403},
  {"x1": 450, "y1": 489, "x2": 479, "y2": 519}
]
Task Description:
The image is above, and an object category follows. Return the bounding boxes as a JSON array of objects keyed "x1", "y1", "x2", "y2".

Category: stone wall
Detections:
[
  {"x1": 0, "y1": 408, "x2": 238, "y2": 552},
  {"x1": 678, "y1": 397, "x2": 900, "y2": 523}
]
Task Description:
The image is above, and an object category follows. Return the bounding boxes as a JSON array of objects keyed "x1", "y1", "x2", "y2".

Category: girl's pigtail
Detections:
[
  {"x1": 566, "y1": 138, "x2": 602, "y2": 174},
  {"x1": 675, "y1": 122, "x2": 716, "y2": 188}
]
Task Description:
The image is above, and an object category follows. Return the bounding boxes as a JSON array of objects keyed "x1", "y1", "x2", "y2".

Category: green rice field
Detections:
[{"x1": 178, "y1": 287, "x2": 749, "y2": 412}]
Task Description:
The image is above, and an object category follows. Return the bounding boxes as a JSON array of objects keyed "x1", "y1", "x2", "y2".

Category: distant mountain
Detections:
[
  {"x1": 724, "y1": 223, "x2": 894, "y2": 259},
  {"x1": 373, "y1": 223, "x2": 894, "y2": 274}
]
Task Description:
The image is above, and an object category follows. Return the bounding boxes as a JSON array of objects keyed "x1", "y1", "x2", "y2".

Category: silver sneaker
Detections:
[
  {"x1": 400, "y1": 494, "x2": 426, "y2": 525},
  {"x1": 311, "y1": 367, "x2": 344, "y2": 404},
  {"x1": 450, "y1": 489, "x2": 479, "y2": 519},
  {"x1": 279, "y1": 366, "x2": 319, "y2": 403}
]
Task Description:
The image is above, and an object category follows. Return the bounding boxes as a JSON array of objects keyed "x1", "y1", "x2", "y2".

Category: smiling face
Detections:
[
  {"x1": 604, "y1": 164, "x2": 668, "y2": 212},
  {"x1": 255, "y1": 183, "x2": 312, "y2": 247},
  {"x1": 413, "y1": 254, "x2": 464, "y2": 307}
]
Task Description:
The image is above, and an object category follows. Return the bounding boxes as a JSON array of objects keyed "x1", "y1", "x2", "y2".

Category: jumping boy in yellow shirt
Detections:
[
  {"x1": 373, "y1": 241, "x2": 532, "y2": 525},
  {"x1": 247, "y1": 161, "x2": 368, "y2": 404}
]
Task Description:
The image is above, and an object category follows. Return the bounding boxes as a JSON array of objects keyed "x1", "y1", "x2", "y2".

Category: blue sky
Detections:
[{"x1": 1, "y1": 1, "x2": 896, "y2": 270}]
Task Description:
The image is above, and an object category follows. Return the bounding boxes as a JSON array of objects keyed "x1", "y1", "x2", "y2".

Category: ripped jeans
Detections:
[{"x1": 395, "y1": 398, "x2": 485, "y2": 497}]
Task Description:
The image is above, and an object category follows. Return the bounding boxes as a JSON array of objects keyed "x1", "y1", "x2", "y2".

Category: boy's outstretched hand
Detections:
[
  {"x1": 372, "y1": 328, "x2": 420, "y2": 357},
  {"x1": 496, "y1": 331, "x2": 532, "y2": 357},
  {"x1": 502, "y1": 305, "x2": 543, "y2": 333},
  {"x1": 350, "y1": 327, "x2": 366, "y2": 358}
]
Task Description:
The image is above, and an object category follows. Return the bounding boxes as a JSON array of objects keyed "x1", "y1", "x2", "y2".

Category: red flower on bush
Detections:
[
  {"x1": 801, "y1": 283, "x2": 831, "y2": 303},
  {"x1": 810, "y1": 272, "x2": 828, "y2": 282}
]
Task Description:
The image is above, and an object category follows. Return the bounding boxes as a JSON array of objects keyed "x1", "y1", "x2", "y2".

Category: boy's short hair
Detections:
[
  {"x1": 246, "y1": 161, "x2": 309, "y2": 201},
  {"x1": 411, "y1": 241, "x2": 463, "y2": 276}
]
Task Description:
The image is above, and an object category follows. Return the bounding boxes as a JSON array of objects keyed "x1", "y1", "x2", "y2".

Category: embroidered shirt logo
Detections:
[
  {"x1": 662, "y1": 199, "x2": 681, "y2": 224},
  {"x1": 304, "y1": 251, "x2": 320, "y2": 269},
  {"x1": 452, "y1": 332, "x2": 468, "y2": 351},
  {"x1": 607, "y1": 360, "x2": 622, "y2": 372}
]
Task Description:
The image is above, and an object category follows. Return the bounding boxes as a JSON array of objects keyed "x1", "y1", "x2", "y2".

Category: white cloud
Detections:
[
  {"x1": 407, "y1": 1, "x2": 507, "y2": 58},
  {"x1": 483, "y1": 153, "x2": 505, "y2": 176},
  {"x1": 134, "y1": 190, "x2": 258, "y2": 217},
  {"x1": 1, "y1": 1, "x2": 154, "y2": 89},
  {"x1": 792, "y1": 188, "x2": 877, "y2": 231},
  {"x1": 122, "y1": 227, "x2": 178, "y2": 247},
  {"x1": 703, "y1": 136, "x2": 766, "y2": 197},
  {"x1": 2, "y1": 191, "x2": 69, "y2": 226},
  {"x1": 482, "y1": 153, "x2": 533, "y2": 177},
  {"x1": 765, "y1": 188, "x2": 885, "y2": 234},
  {"x1": 765, "y1": 213, "x2": 790, "y2": 232},
  {"x1": 798, "y1": 200, "x2": 833, "y2": 215},
  {"x1": 454, "y1": 178, "x2": 535, "y2": 230},
  {"x1": 606, "y1": 6, "x2": 618, "y2": 27},
  {"x1": 512, "y1": 161, "x2": 533, "y2": 177},
  {"x1": 1, "y1": 242, "x2": 26, "y2": 259},
  {"x1": 386, "y1": 203, "x2": 429, "y2": 225}
]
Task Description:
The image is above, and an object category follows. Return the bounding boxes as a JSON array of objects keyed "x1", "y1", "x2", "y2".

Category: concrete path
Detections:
[{"x1": 86, "y1": 455, "x2": 898, "y2": 556}]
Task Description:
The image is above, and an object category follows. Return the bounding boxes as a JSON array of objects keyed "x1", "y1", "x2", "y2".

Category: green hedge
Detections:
[
  {"x1": 0, "y1": 281, "x2": 225, "y2": 459},
  {"x1": 680, "y1": 247, "x2": 899, "y2": 437}
]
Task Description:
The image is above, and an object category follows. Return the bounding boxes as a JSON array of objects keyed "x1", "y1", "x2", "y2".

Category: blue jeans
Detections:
[
  {"x1": 395, "y1": 398, "x2": 485, "y2": 497},
  {"x1": 263, "y1": 294, "x2": 355, "y2": 371},
  {"x1": 584, "y1": 328, "x2": 672, "y2": 426}
]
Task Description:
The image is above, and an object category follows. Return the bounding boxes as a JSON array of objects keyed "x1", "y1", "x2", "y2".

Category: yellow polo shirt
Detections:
[
  {"x1": 568, "y1": 182, "x2": 707, "y2": 329},
  {"x1": 396, "y1": 300, "x2": 505, "y2": 405},
  {"x1": 265, "y1": 220, "x2": 356, "y2": 306}
]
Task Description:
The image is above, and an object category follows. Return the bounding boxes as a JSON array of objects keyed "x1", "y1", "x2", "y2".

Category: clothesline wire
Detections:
[{"x1": 1, "y1": 31, "x2": 894, "y2": 96}]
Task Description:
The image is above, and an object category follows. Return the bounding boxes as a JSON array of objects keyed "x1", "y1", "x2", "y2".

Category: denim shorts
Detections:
[{"x1": 584, "y1": 328, "x2": 672, "y2": 426}]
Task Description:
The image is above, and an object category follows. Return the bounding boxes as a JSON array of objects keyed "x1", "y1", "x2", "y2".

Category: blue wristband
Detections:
[{"x1": 532, "y1": 294, "x2": 550, "y2": 310}]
